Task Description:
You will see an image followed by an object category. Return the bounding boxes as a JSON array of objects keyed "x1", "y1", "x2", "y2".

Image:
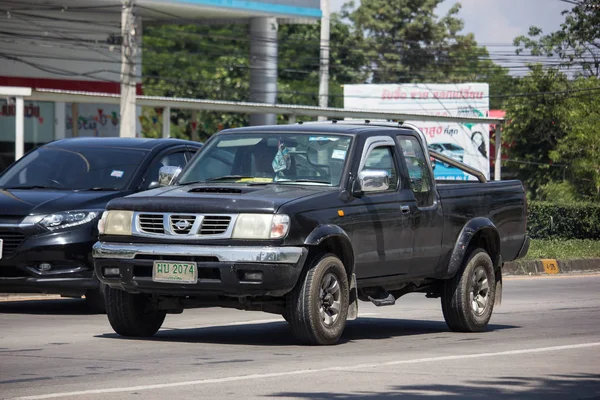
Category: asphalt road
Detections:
[{"x1": 1, "y1": 275, "x2": 599, "y2": 400}]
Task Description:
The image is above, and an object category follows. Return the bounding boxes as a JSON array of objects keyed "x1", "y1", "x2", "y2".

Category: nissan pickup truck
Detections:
[{"x1": 93, "y1": 121, "x2": 529, "y2": 345}]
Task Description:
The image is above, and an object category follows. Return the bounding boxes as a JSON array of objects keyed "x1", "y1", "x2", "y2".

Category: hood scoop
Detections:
[{"x1": 188, "y1": 187, "x2": 243, "y2": 194}]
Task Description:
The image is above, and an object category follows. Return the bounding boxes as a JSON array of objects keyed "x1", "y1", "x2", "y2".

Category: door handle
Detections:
[{"x1": 400, "y1": 205, "x2": 411, "y2": 214}]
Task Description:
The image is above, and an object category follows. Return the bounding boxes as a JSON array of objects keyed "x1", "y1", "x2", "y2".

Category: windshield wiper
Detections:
[
  {"x1": 80, "y1": 187, "x2": 120, "y2": 191},
  {"x1": 278, "y1": 179, "x2": 331, "y2": 185},
  {"x1": 179, "y1": 175, "x2": 257, "y2": 185},
  {"x1": 206, "y1": 175, "x2": 256, "y2": 182},
  {"x1": 2, "y1": 185, "x2": 61, "y2": 190}
]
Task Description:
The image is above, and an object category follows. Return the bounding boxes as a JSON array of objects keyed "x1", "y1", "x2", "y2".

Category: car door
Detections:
[
  {"x1": 349, "y1": 135, "x2": 417, "y2": 280},
  {"x1": 396, "y1": 135, "x2": 443, "y2": 277}
]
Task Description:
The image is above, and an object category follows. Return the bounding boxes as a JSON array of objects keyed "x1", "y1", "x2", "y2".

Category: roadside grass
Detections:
[{"x1": 524, "y1": 239, "x2": 600, "y2": 260}]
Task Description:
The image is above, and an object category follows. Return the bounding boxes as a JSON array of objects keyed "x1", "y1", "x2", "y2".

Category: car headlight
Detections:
[
  {"x1": 31, "y1": 210, "x2": 102, "y2": 231},
  {"x1": 232, "y1": 214, "x2": 290, "y2": 239},
  {"x1": 99, "y1": 210, "x2": 133, "y2": 236}
]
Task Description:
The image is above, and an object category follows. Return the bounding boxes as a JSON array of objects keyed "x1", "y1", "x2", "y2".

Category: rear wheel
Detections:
[
  {"x1": 105, "y1": 287, "x2": 166, "y2": 337},
  {"x1": 285, "y1": 253, "x2": 349, "y2": 345},
  {"x1": 441, "y1": 248, "x2": 496, "y2": 332}
]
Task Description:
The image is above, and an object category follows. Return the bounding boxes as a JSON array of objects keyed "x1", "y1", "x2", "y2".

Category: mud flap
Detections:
[
  {"x1": 495, "y1": 272, "x2": 503, "y2": 307},
  {"x1": 347, "y1": 273, "x2": 358, "y2": 320}
]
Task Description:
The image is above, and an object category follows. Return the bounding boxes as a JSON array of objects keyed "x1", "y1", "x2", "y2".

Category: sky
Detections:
[{"x1": 330, "y1": 0, "x2": 571, "y2": 48}]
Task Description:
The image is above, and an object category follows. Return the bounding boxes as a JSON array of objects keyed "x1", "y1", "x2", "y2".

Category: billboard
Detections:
[{"x1": 343, "y1": 83, "x2": 490, "y2": 180}]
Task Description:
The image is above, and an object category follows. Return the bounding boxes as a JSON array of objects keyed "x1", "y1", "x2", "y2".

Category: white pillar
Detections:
[
  {"x1": 15, "y1": 96, "x2": 24, "y2": 161},
  {"x1": 54, "y1": 102, "x2": 66, "y2": 140},
  {"x1": 120, "y1": 0, "x2": 137, "y2": 137},
  {"x1": 162, "y1": 107, "x2": 170, "y2": 138},
  {"x1": 288, "y1": 114, "x2": 297, "y2": 124},
  {"x1": 494, "y1": 126, "x2": 502, "y2": 181},
  {"x1": 318, "y1": 0, "x2": 330, "y2": 121}
]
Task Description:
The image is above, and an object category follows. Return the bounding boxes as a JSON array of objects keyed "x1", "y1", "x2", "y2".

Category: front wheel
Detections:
[
  {"x1": 285, "y1": 253, "x2": 349, "y2": 345},
  {"x1": 105, "y1": 287, "x2": 166, "y2": 337},
  {"x1": 441, "y1": 248, "x2": 496, "y2": 332}
]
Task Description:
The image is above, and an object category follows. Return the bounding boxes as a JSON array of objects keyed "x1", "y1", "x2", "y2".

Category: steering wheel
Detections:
[{"x1": 50, "y1": 179, "x2": 64, "y2": 188}]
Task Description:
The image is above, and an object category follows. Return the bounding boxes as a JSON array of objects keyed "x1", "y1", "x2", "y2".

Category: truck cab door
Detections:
[
  {"x1": 396, "y1": 135, "x2": 443, "y2": 277},
  {"x1": 349, "y1": 136, "x2": 416, "y2": 280}
]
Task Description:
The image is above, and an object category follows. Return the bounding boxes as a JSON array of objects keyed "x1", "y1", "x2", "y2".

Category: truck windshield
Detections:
[
  {"x1": 0, "y1": 146, "x2": 148, "y2": 191},
  {"x1": 178, "y1": 133, "x2": 353, "y2": 186}
]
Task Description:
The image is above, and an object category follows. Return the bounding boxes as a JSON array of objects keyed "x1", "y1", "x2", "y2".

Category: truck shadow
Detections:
[
  {"x1": 267, "y1": 373, "x2": 600, "y2": 399},
  {"x1": 0, "y1": 298, "x2": 100, "y2": 315},
  {"x1": 96, "y1": 317, "x2": 518, "y2": 347}
]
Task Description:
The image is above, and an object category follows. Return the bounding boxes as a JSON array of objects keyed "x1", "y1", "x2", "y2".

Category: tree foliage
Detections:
[
  {"x1": 140, "y1": 1, "x2": 515, "y2": 138},
  {"x1": 503, "y1": 66, "x2": 570, "y2": 198},
  {"x1": 514, "y1": 0, "x2": 600, "y2": 77}
]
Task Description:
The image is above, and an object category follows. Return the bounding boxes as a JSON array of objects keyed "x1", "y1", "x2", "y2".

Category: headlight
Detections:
[
  {"x1": 33, "y1": 210, "x2": 101, "y2": 231},
  {"x1": 232, "y1": 214, "x2": 290, "y2": 239},
  {"x1": 100, "y1": 210, "x2": 133, "y2": 236}
]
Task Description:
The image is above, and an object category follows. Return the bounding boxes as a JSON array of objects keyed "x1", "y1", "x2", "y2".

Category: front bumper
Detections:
[
  {"x1": 93, "y1": 242, "x2": 307, "y2": 297},
  {"x1": 0, "y1": 225, "x2": 98, "y2": 296},
  {"x1": 515, "y1": 236, "x2": 531, "y2": 260}
]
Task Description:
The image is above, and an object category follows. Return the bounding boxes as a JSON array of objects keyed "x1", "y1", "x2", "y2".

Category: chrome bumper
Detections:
[{"x1": 92, "y1": 242, "x2": 304, "y2": 264}]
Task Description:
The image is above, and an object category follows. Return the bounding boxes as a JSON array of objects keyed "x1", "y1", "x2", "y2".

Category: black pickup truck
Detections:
[{"x1": 93, "y1": 121, "x2": 529, "y2": 345}]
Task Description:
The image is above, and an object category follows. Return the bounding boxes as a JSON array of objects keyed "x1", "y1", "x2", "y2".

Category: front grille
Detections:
[
  {"x1": 138, "y1": 214, "x2": 165, "y2": 234},
  {"x1": 169, "y1": 215, "x2": 196, "y2": 235},
  {"x1": 200, "y1": 216, "x2": 231, "y2": 235},
  {"x1": 0, "y1": 230, "x2": 26, "y2": 257}
]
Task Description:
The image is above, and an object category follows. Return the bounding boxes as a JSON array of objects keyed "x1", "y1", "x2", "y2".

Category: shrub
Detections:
[{"x1": 527, "y1": 201, "x2": 600, "y2": 239}]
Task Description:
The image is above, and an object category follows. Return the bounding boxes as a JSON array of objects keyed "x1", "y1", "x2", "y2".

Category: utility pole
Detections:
[
  {"x1": 120, "y1": 0, "x2": 137, "y2": 138},
  {"x1": 317, "y1": 0, "x2": 330, "y2": 121}
]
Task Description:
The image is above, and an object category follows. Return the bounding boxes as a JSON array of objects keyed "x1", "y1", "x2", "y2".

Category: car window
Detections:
[
  {"x1": 143, "y1": 151, "x2": 187, "y2": 189},
  {"x1": 0, "y1": 146, "x2": 148, "y2": 190},
  {"x1": 398, "y1": 136, "x2": 434, "y2": 207},
  {"x1": 359, "y1": 146, "x2": 398, "y2": 192}
]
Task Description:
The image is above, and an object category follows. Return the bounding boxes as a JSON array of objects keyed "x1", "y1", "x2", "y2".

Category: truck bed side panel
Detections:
[{"x1": 436, "y1": 180, "x2": 527, "y2": 274}]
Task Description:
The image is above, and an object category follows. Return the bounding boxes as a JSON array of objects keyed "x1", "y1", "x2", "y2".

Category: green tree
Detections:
[
  {"x1": 502, "y1": 66, "x2": 570, "y2": 198},
  {"x1": 142, "y1": 24, "x2": 251, "y2": 140},
  {"x1": 342, "y1": 0, "x2": 515, "y2": 108},
  {"x1": 551, "y1": 77, "x2": 600, "y2": 199},
  {"x1": 514, "y1": 0, "x2": 600, "y2": 77}
]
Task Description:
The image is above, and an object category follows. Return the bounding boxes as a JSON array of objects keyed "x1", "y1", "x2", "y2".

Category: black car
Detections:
[{"x1": 0, "y1": 137, "x2": 202, "y2": 311}]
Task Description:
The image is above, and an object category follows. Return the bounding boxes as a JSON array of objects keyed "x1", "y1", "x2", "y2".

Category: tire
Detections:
[
  {"x1": 441, "y1": 248, "x2": 496, "y2": 332},
  {"x1": 85, "y1": 282, "x2": 107, "y2": 313},
  {"x1": 105, "y1": 287, "x2": 166, "y2": 337},
  {"x1": 285, "y1": 253, "x2": 349, "y2": 345}
]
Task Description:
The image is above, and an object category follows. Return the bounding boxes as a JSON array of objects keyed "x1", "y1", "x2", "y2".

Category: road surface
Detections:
[{"x1": 1, "y1": 275, "x2": 599, "y2": 399}]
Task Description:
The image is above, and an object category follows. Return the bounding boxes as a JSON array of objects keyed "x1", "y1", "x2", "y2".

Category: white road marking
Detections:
[{"x1": 11, "y1": 342, "x2": 600, "y2": 400}]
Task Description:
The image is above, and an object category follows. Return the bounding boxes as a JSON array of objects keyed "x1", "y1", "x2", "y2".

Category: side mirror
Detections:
[
  {"x1": 157, "y1": 165, "x2": 182, "y2": 187},
  {"x1": 352, "y1": 170, "x2": 390, "y2": 197}
]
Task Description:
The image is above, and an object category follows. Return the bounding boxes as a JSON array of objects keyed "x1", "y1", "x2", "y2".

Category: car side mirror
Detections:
[
  {"x1": 157, "y1": 165, "x2": 182, "y2": 187},
  {"x1": 352, "y1": 170, "x2": 390, "y2": 197}
]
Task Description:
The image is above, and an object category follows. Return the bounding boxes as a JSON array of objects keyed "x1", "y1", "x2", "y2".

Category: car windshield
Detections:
[
  {"x1": 178, "y1": 132, "x2": 353, "y2": 186},
  {"x1": 443, "y1": 143, "x2": 463, "y2": 151},
  {"x1": 0, "y1": 146, "x2": 148, "y2": 190}
]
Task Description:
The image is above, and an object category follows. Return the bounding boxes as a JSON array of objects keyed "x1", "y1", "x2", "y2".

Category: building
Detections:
[{"x1": 0, "y1": 0, "x2": 321, "y2": 170}]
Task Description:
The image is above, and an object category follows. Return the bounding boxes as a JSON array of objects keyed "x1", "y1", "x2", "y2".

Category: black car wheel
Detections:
[
  {"x1": 105, "y1": 287, "x2": 166, "y2": 337},
  {"x1": 441, "y1": 248, "x2": 496, "y2": 332},
  {"x1": 285, "y1": 253, "x2": 349, "y2": 345}
]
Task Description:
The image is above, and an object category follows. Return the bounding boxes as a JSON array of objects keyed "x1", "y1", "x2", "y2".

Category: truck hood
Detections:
[
  {"x1": 107, "y1": 184, "x2": 331, "y2": 214},
  {"x1": 0, "y1": 188, "x2": 126, "y2": 219}
]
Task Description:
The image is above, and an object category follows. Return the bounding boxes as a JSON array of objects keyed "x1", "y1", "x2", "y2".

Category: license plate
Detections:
[
  {"x1": 0, "y1": 239, "x2": 3, "y2": 260},
  {"x1": 152, "y1": 261, "x2": 197, "y2": 284}
]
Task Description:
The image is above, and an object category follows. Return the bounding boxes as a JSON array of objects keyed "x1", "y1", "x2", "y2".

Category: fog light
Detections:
[
  {"x1": 103, "y1": 267, "x2": 120, "y2": 277},
  {"x1": 242, "y1": 271, "x2": 263, "y2": 282},
  {"x1": 37, "y1": 263, "x2": 52, "y2": 271}
]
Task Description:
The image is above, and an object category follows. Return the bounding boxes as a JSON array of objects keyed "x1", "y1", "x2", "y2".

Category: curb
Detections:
[{"x1": 503, "y1": 258, "x2": 600, "y2": 276}]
